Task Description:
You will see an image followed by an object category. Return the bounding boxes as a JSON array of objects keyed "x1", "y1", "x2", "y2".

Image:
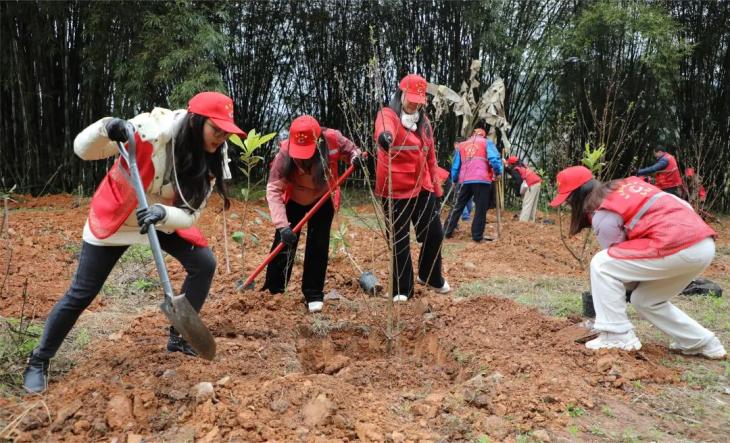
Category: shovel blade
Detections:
[
  {"x1": 160, "y1": 294, "x2": 216, "y2": 360},
  {"x1": 235, "y1": 278, "x2": 256, "y2": 292},
  {"x1": 359, "y1": 271, "x2": 382, "y2": 296}
]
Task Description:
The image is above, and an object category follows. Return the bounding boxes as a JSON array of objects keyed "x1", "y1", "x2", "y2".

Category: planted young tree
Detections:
[{"x1": 229, "y1": 130, "x2": 277, "y2": 276}]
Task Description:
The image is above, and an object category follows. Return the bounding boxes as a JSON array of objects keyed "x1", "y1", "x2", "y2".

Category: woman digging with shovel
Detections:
[
  {"x1": 374, "y1": 73, "x2": 451, "y2": 302},
  {"x1": 262, "y1": 115, "x2": 365, "y2": 313},
  {"x1": 23, "y1": 92, "x2": 246, "y2": 393},
  {"x1": 550, "y1": 166, "x2": 725, "y2": 358}
]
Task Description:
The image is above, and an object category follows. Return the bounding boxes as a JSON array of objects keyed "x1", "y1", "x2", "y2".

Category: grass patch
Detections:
[
  {"x1": 0, "y1": 317, "x2": 43, "y2": 396},
  {"x1": 454, "y1": 276, "x2": 585, "y2": 317}
]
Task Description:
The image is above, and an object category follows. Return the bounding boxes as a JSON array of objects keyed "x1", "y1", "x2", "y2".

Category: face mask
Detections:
[{"x1": 400, "y1": 110, "x2": 420, "y2": 131}]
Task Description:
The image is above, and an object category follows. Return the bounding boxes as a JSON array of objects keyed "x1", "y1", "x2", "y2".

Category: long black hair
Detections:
[
  {"x1": 173, "y1": 113, "x2": 231, "y2": 211},
  {"x1": 567, "y1": 179, "x2": 598, "y2": 236},
  {"x1": 281, "y1": 133, "x2": 329, "y2": 187},
  {"x1": 388, "y1": 91, "x2": 434, "y2": 142}
]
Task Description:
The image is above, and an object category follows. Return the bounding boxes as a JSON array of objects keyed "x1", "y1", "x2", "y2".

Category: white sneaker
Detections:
[
  {"x1": 307, "y1": 301, "x2": 323, "y2": 313},
  {"x1": 669, "y1": 336, "x2": 726, "y2": 359},
  {"x1": 392, "y1": 295, "x2": 408, "y2": 302},
  {"x1": 416, "y1": 277, "x2": 452, "y2": 294},
  {"x1": 586, "y1": 330, "x2": 642, "y2": 351}
]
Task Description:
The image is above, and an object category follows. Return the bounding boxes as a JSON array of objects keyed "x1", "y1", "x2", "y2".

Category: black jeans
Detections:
[
  {"x1": 34, "y1": 232, "x2": 216, "y2": 360},
  {"x1": 382, "y1": 191, "x2": 445, "y2": 298},
  {"x1": 262, "y1": 198, "x2": 334, "y2": 303},
  {"x1": 444, "y1": 182, "x2": 492, "y2": 241}
]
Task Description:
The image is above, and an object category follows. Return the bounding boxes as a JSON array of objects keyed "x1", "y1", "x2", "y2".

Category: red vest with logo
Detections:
[
  {"x1": 282, "y1": 129, "x2": 342, "y2": 209},
  {"x1": 515, "y1": 165, "x2": 541, "y2": 186},
  {"x1": 374, "y1": 107, "x2": 435, "y2": 199},
  {"x1": 654, "y1": 153, "x2": 683, "y2": 190},
  {"x1": 456, "y1": 136, "x2": 493, "y2": 183},
  {"x1": 87, "y1": 133, "x2": 208, "y2": 247},
  {"x1": 597, "y1": 177, "x2": 715, "y2": 259}
]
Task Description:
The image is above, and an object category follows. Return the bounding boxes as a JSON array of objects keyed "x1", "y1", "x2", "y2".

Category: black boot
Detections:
[
  {"x1": 22, "y1": 352, "x2": 49, "y2": 394},
  {"x1": 166, "y1": 327, "x2": 198, "y2": 357}
]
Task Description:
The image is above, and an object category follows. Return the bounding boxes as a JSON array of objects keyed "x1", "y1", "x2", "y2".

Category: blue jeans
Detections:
[{"x1": 462, "y1": 198, "x2": 473, "y2": 220}]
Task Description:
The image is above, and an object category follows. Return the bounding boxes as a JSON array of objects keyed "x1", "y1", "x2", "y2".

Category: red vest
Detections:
[
  {"x1": 598, "y1": 177, "x2": 715, "y2": 259},
  {"x1": 515, "y1": 165, "x2": 541, "y2": 186},
  {"x1": 282, "y1": 129, "x2": 342, "y2": 209},
  {"x1": 375, "y1": 107, "x2": 435, "y2": 199},
  {"x1": 87, "y1": 133, "x2": 208, "y2": 247},
  {"x1": 456, "y1": 137, "x2": 492, "y2": 182},
  {"x1": 654, "y1": 153, "x2": 683, "y2": 190}
]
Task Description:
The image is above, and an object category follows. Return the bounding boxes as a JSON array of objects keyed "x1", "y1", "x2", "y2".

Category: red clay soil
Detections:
[{"x1": 1, "y1": 194, "x2": 727, "y2": 442}]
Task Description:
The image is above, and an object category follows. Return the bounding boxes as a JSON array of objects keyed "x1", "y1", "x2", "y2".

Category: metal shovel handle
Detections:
[{"x1": 116, "y1": 126, "x2": 175, "y2": 301}]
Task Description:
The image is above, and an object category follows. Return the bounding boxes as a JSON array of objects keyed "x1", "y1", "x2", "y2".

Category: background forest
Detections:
[{"x1": 2, "y1": 0, "x2": 729, "y2": 209}]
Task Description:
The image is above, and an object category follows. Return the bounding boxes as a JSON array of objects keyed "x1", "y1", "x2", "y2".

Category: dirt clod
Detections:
[
  {"x1": 302, "y1": 394, "x2": 336, "y2": 427},
  {"x1": 106, "y1": 395, "x2": 134, "y2": 430}
]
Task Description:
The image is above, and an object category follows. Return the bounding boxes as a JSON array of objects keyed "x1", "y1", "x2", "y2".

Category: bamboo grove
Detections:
[{"x1": 1, "y1": 1, "x2": 729, "y2": 210}]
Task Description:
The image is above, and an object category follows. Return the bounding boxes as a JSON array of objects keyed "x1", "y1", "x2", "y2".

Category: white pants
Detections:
[
  {"x1": 519, "y1": 183, "x2": 541, "y2": 222},
  {"x1": 590, "y1": 237, "x2": 716, "y2": 349}
]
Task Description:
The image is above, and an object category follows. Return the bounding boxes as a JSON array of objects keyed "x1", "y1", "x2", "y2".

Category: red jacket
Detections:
[
  {"x1": 373, "y1": 107, "x2": 440, "y2": 199},
  {"x1": 598, "y1": 177, "x2": 715, "y2": 259},
  {"x1": 655, "y1": 153, "x2": 683, "y2": 190},
  {"x1": 514, "y1": 165, "x2": 541, "y2": 187},
  {"x1": 266, "y1": 128, "x2": 360, "y2": 229}
]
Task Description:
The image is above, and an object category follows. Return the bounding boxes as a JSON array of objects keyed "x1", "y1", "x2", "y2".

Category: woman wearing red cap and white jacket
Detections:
[
  {"x1": 263, "y1": 115, "x2": 364, "y2": 313},
  {"x1": 374, "y1": 73, "x2": 450, "y2": 301},
  {"x1": 22, "y1": 92, "x2": 246, "y2": 393},
  {"x1": 550, "y1": 166, "x2": 725, "y2": 358},
  {"x1": 505, "y1": 155, "x2": 542, "y2": 222}
]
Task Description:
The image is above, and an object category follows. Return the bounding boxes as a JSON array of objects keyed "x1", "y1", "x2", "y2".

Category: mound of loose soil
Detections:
[{"x1": 1, "y1": 194, "x2": 727, "y2": 442}]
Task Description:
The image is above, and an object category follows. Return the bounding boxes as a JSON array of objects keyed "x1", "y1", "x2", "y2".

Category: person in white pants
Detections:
[{"x1": 550, "y1": 166, "x2": 725, "y2": 358}]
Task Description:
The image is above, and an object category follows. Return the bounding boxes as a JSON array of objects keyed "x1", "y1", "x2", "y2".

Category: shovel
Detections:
[
  {"x1": 240, "y1": 163, "x2": 370, "y2": 291},
  {"x1": 116, "y1": 126, "x2": 216, "y2": 360}
]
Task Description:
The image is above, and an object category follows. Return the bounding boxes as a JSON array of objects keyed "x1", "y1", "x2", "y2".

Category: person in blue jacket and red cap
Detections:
[{"x1": 444, "y1": 128, "x2": 502, "y2": 242}]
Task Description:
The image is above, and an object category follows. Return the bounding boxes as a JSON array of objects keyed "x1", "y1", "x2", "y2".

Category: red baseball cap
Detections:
[
  {"x1": 473, "y1": 128, "x2": 486, "y2": 137},
  {"x1": 399, "y1": 74, "x2": 428, "y2": 105},
  {"x1": 506, "y1": 155, "x2": 519, "y2": 165},
  {"x1": 550, "y1": 166, "x2": 594, "y2": 207},
  {"x1": 188, "y1": 92, "x2": 246, "y2": 137},
  {"x1": 288, "y1": 115, "x2": 321, "y2": 159}
]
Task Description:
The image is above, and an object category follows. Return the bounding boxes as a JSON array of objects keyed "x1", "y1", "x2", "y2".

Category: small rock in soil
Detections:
[
  {"x1": 390, "y1": 431, "x2": 405, "y2": 443},
  {"x1": 127, "y1": 433, "x2": 144, "y2": 443},
  {"x1": 464, "y1": 262, "x2": 476, "y2": 270},
  {"x1": 191, "y1": 382, "x2": 215, "y2": 403},
  {"x1": 324, "y1": 290, "x2": 341, "y2": 300},
  {"x1": 167, "y1": 389, "x2": 187, "y2": 400},
  {"x1": 302, "y1": 393, "x2": 336, "y2": 427},
  {"x1": 269, "y1": 398, "x2": 290, "y2": 413},
  {"x1": 162, "y1": 369, "x2": 177, "y2": 378},
  {"x1": 216, "y1": 375, "x2": 231, "y2": 386}
]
